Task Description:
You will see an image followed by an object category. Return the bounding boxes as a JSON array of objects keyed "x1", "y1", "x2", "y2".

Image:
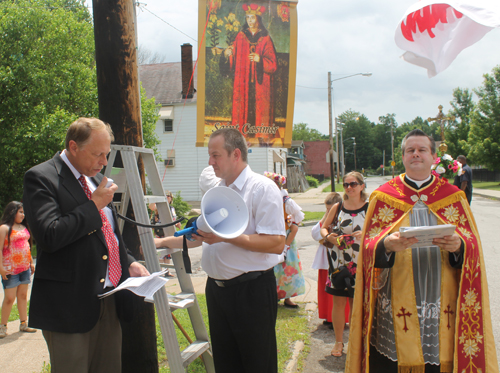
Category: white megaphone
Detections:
[{"x1": 174, "y1": 186, "x2": 249, "y2": 240}]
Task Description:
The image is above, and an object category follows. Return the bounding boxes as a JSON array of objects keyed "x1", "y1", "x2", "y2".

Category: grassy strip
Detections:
[
  {"x1": 0, "y1": 301, "x2": 26, "y2": 322},
  {"x1": 303, "y1": 211, "x2": 325, "y2": 222},
  {"x1": 473, "y1": 181, "x2": 500, "y2": 191},
  {"x1": 321, "y1": 183, "x2": 344, "y2": 193},
  {"x1": 157, "y1": 294, "x2": 310, "y2": 372}
]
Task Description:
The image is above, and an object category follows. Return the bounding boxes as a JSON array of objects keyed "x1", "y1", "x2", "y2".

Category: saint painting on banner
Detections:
[{"x1": 196, "y1": 0, "x2": 298, "y2": 148}]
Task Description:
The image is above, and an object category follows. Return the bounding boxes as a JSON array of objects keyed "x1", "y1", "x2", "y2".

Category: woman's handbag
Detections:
[
  {"x1": 321, "y1": 202, "x2": 342, "y2": 249},
  {"x1": 327, "y1": 263, "x2": 355, "y2": 297}
]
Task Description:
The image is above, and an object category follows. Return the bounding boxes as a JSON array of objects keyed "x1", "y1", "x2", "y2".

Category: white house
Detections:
[{"x1": 139, "y1": 44, "x2": 287, "y2": 202}]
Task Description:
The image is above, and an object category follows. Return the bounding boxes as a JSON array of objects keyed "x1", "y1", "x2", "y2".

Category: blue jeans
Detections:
[{"x1": 2, "y1": 268, "x2": 31, "y2": 289}]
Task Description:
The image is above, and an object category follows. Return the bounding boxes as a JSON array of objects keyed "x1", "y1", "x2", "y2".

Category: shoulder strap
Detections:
[{"x1": 332, "y1": 201, "x2": 343, "y2": 226}]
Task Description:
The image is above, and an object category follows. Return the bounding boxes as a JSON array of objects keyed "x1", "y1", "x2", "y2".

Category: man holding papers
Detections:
[
  {"x1": 23, "y1": 118, "x2": 149, "y2": 372},
  {"x1": 346, "y1": 129, "x2": 498, "y2": 373}
]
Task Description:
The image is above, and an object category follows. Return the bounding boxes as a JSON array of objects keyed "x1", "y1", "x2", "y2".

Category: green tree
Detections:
[
  {"x1": 0, "y1": 0, "x2": 161, "y2": 208},
  {"x1": 140, "y1": 84, "x2": 161, "y2": 160},
  {"x1": 292, "y1": 122, "x2": 325, "y2": 141},
  {"x1": 445, "y1": 88, "x2": 475, "y2": 159},
  {"x1": 0, "y1": 0, "x2": 96, "y2": 208},
  {"x1": 466, "y1": 66, "x2": 500, "y2": 170},
  {"x1": 338, "y1": 112, "x2": 375, "y2": 173}
]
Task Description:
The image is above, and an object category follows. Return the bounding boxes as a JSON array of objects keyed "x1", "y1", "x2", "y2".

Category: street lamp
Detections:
[{"x1": 328, "y1": 72, "x2": 372, "y2": 188}]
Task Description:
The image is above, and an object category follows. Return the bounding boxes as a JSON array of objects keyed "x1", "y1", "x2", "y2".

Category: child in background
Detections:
[
  {"x1": 311, "y1": 192, "x2": 343, "y2": 326},
  {"x1": 0, "y1": 201, "x2": 36, "y2": 338}
]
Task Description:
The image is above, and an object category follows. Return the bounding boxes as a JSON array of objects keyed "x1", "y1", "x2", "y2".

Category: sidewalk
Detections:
[
  {"x1": 472, "y1": 187, "x2": 500, "y2": 201},
  {"x1": 0, "y1": 274, "x2": 318, "y2": 373}
]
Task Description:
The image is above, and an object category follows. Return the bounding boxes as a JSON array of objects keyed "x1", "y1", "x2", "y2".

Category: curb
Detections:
[
  {"x1": 302, "y1": 220, "x2": 319, "y2": 227},
  {"x1": 284, "y1": 301, "x2": 317, "y2": 373},
  {"x1": 473, "y1": 191, "x2": 500, "y2": 201},
  {"x1": 285, "y1": 341, "x2": 305, "y2": 373}
]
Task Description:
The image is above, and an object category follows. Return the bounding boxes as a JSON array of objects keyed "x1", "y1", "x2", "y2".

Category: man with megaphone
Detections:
[{"x1": 155, "y1": 128, "x2": 286, "y2": 373}]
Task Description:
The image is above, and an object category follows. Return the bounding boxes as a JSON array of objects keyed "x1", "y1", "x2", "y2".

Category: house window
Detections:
[
  {"x1": 159, "y1": 106, "x2": 174, "y2": 133},
  {"x1": 164, "y1": 119, "x2": 173, "y2": 132},
  {"x1": 164, "y1": 149, "x2": 175, "y2": 167}
]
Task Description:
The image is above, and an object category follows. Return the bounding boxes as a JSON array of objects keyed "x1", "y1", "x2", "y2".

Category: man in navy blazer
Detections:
[{"x1": 23, "y1": 117, "x2": 149, "y2": 372}]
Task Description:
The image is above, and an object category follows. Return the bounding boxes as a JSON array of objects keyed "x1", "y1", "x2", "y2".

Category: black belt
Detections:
[{"x1": 212, "y1": 268, "x2": 273, "y2": 288}]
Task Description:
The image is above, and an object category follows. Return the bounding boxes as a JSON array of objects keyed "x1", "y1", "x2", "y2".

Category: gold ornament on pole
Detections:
[{"x1": 427, "y1": 105, "x2": 455, "y2": 153}]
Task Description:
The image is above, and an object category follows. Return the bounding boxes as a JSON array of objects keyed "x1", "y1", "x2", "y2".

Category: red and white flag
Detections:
[{"x1": 395, "y1": 0, "x2": 500, "y2": 77}]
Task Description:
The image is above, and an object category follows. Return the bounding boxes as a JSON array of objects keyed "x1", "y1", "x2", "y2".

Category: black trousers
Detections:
[
  {"x1": 369, "y1": 345, "x2": 441, "y2": 373},
  {"x1": 206, "y1": 270, "x2": 278, "y2": 373}
]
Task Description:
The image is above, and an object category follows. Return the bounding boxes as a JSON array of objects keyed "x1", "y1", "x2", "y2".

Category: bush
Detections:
[
  {"x1": 306, "y1": 175, "x2": 319, "y2": 188},
  {"x1": 172, "y1": 191, "x2": 192, "y2": 218}
]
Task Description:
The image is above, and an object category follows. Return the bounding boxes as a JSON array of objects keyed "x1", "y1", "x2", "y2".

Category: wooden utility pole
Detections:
[
  {"x1": 327, "y1": 72, "x2": 336, "y2": 191},
  {"x1": 93, "y1": 1, "x2": 158, "y2": 372}
]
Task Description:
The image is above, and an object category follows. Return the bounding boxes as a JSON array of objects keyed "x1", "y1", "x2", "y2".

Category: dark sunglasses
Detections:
[{"x1": 343, "y1": 182, "x2": 360, "y2": 189}]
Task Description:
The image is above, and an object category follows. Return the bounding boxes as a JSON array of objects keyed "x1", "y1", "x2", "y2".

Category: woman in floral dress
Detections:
[
  {"x1": 265, "y1": 172, "x2": 305, "y2": 308},
  {"x1": 321, "y1": 171, "x2": 368, "y2": 356}
]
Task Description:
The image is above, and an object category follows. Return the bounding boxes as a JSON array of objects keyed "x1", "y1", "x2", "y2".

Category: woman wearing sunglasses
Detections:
[{"x1": 320, "y1": 171, "x2": 369, "y2": 357}]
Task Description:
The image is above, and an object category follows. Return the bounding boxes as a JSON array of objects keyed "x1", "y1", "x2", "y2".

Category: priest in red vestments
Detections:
[
  {"x1": 345, "y1": 129, "x2": 498, "y2": 373},
  {"x1": 220, "y1": 3, "x2": 277, "y2": 139}
]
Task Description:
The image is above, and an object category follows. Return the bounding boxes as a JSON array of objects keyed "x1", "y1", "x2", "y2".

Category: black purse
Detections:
[{"x1": 327, "y1": 264, "x2": 355, "y2": 298}]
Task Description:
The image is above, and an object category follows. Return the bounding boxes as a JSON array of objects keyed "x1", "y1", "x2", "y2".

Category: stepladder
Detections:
[{"x1": 104, "y1": 144, "x2": 215, "y2": 373}]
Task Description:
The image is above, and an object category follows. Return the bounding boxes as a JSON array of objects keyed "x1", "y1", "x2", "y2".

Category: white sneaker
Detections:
[
  {"x1": 19, "y1": 321, "x2": 36, "y2": 333},
  {"x1": 0, "y1": 324, "x2": 7, "y2": 338}
]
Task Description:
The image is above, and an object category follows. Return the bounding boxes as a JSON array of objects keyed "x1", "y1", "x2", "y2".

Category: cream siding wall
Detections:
[{"x1": 154, "y1": 103, "x2": 287, "y2": 202}]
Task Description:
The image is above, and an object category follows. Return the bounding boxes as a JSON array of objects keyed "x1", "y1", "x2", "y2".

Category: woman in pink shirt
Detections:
[{"x1": 0, "y1": 201, "x2": 36, "y2": 338}]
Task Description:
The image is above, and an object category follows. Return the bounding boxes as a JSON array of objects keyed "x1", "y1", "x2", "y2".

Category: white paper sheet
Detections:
[
  {"x1": 399, "y1": 224, "x2": 456, "y2": 248},
  {"x1": 98, "y1": 269, "x2": 169, "y2": 301}
]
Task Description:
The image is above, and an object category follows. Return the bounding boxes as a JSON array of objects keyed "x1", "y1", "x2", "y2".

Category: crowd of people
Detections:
[{"x1": 1, "y1": 120, "x2": 497, "y2": 372}]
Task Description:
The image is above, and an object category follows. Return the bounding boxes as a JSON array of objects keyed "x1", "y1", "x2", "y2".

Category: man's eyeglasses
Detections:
[{"x1": 343, "y1": 182, "x2": 360, "y2": 189}]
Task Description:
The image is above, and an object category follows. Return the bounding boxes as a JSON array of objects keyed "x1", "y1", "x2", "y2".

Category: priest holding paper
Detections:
[{"x1": 345, "y1": 129, "x2": 498, "y2": 373}]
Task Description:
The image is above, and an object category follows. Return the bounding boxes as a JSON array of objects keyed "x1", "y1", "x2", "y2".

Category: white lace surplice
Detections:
[{"x1": 371, "y1": 200, "x2": 441, "y2": 365}]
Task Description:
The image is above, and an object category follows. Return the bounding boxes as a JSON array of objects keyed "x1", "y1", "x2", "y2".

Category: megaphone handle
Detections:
[{"x1": 174, "y1": 226, "x2": 196, "y2": 238}]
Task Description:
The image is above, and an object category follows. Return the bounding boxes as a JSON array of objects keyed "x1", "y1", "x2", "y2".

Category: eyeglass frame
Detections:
[{"x1": 343, "y1": 181, "x2": 361, "y2": 189}]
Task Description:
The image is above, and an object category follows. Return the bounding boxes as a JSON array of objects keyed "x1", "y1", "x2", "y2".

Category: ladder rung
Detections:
[
  {"x1": 181, "y1": 340, "x2": 211, "y2": 367},
  {"x1": 168, "y1": 292, "x2": 196, "y2": 310},
  {"x1": 144, "y1": 195, "x2": 168, "y2": 204},
  {"x1": 157, "y1": 248, "x2": 180, "y2": 257},
  {"x1": 137, "y1": 261, "x2": 175, "y2": 270},
  {"x1": 111, "y1": 144, "x2": 154, "y2": 154},
  {"x1": 159, "y1": 263, "x2": 175, "y2": 269}
]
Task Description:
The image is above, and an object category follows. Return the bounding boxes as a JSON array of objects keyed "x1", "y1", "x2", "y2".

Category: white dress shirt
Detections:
[
  {"x1": 60, "y1": 150, "x2": 118, "y2": 288},
  {"x1": 201, "y1": 165, "x2": 286, "y2": 280}
]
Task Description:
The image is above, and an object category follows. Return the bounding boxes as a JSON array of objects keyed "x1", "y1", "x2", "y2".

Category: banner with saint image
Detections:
[{"x1": 196, "y1": 0, "x2": 298, "y2": 148}]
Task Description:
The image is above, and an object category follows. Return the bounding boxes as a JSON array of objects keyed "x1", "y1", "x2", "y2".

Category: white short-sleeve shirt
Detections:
[{"x1": 201, "y1": 165, "x2": 286, "y2": 280}]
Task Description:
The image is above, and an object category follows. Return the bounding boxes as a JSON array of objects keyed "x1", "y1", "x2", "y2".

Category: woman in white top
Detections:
[{"x1": 321, "y1": 171, "x2": 369, "y2": 357}]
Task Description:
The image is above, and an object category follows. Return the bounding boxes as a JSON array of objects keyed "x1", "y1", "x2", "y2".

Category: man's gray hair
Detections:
[
  {"x1": 401, "y1": 129, "x2": 436, "y2": 155},
  {"x1": 210, "y1": 128, "x2": 248, "y2": 162},
  {"x1": 65, "y1": 117, "x2": 114, "y2": 150}
]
